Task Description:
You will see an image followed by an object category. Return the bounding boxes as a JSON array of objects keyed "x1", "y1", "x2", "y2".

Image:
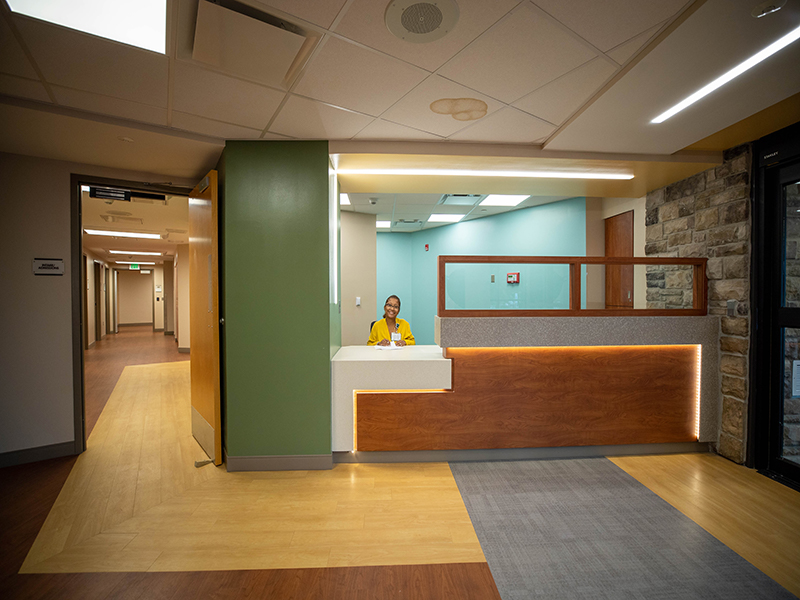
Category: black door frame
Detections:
[
  {"x1": 70, "y1": 175, "x2": 192, "y2": 454},
  {"x1": 750, "y1": 120, "x2": 800, "y2": 488}
]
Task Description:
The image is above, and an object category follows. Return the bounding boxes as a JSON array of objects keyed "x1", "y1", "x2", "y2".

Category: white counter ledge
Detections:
[{"x1": 331, "y1": 345, "x2": 451, "y2": 451}]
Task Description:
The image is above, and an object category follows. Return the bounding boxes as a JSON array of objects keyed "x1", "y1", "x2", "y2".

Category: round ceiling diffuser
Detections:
[{"x1": 385, "y1": 0, "x2": 459, "y2": 43}]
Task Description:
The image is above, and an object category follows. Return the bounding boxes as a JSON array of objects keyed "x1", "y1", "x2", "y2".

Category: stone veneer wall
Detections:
[
  {"x1": 645, "y1": 144, "x2": 751, "y2": 463},
  {"x1": 783, "y1": 183, "x2": 800, "y2": 462}
]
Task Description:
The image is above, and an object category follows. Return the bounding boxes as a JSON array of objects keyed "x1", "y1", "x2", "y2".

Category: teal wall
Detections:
[
  {"x1": 377, "y1": 197, "x2": 587, "y2": 344},
  {"x1": 220, "y1": 141, "x2": 332, "y2": 457}
]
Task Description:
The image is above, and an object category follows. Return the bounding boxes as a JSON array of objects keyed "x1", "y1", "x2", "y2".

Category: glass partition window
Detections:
[
  {"x1": 784, "y1": 182, "x2": 800, "y2": 308},
  {"x1": 782, "y1": 327, "x2": 800, "y2": 465},
  {"x1": 445, "y1": 263, "x2": 570, "y2": 310}
]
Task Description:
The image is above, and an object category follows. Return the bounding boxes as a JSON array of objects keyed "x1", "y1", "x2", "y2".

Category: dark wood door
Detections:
[{"x1": 605, "y1": 211, "x2": 634, "y2": 308}]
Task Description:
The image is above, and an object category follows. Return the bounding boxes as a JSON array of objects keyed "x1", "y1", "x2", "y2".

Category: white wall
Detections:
[
  {"x1": 153, "y1": 265, "x2": 164, "y2": 331},
  {"x1": 341, "y1": 212, "x2": 377, "y2": 346},
  {"x1": 0, "y1": 151, "x2": 196, "y2": 457},
  {"x1": 163, "y1": 259, "x2": 175, "y2": 334},
  {"x1": 176, "y1": 243, "x2": 191, "y2": 351},
  {"x1": 118, "y1": 269, "x2": 154, "y2": 324}
]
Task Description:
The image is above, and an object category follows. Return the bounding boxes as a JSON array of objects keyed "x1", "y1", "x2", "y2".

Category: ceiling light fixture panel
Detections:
[
  {"x1": 108, "y1": 250, "x2": 162, "y2": 256},
  {"x1": 428, "y1": 213, "x2": 465, "y2": 222},
  {"x1": 480, "y1": 195, "x2": 530, "y2": 206},
  {"x1": 84, "y1": 229, "x2": 161, "y2": 239}
]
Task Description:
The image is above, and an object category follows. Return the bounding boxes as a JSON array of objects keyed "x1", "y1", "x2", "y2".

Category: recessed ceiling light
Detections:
[
  {"x1": 108, "y1": 250, "x2": 162, "y2": 255},
  {"x1": 428, "y1": 214, "x2": 465, "y2": 223},
  {"x1": 376, "y1": 220, "x2": 392, "y2": 228},
  {"x1": 480, "y1": 195, "x2": 530, "y2": 207},
  {"x1": 651, "y1": 23, "x2": 800, "y2": 123},
  {"x1": 116, "y1": 261, "x2": 155, "y2": 265},
  {"x1": 336, "y1": 168, "x2": 633, "y2": 180},
  {"x1": 7, "y1": 0, "x2": 166, "y2": 54},
  {"x1": 84, "y1": 229, "x2": 161, "y2": 239},
  {"x1": 340, "y1": 193, "x2": 351, "y2": 206}
]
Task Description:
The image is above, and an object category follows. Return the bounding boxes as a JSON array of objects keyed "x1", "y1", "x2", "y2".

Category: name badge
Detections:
[{"x1": 391, "y1": 332, "x2": 401, "y2": 341}]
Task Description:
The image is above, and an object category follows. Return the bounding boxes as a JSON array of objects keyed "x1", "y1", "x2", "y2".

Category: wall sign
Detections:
[{"x1": 32, "y1": 258, "x2": 64, "y2": 276}]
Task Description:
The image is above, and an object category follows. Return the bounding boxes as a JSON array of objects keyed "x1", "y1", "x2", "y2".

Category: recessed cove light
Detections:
[
  {"x1": 340, "y1": 193, "x2": 351, "y2": 206},
  {"x1": 651, "y1": 23, "x2": 800, "y2": 123},
  {"x1": 428, "y1": 214, "x2": 465, "y2": 223},
  {"x1": 85, "y1": 229, "x2": 161, "y2": 239},
  {"x1": 480, "y1": 195, "x2": 530, "y2": 207},
  {"x1": 7, "y1": 0, "x2": 167, "y2": 54},
  {"x1": 336, "y1": 168, "x2": 632, "y2": 180},
  {"x1": 116, "y1": 261, "x2": 155, "y2": 265},
  {"x1": 376, "y1": 220, "x2": 391, "y2": 228}
]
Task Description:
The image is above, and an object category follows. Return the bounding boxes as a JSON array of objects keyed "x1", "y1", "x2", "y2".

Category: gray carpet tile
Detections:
[{"x1": 450, "y1": 458, "x2": 796, "y2": 600}]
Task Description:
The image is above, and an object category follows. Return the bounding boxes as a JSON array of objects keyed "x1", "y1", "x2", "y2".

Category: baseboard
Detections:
[
  {"x1": 164, "y1": 330, "x2": 174, "y2": 336},
  {"x1": 153, "y1": 328, "x2": 164, "y2": 332},
  {"x1": 178, "y1": 347, "x2": 190, "y2": 354},
  {"x1": 119, "y1": 322, "x2": 153, "y2": 327},
  {"x1": 226, "y1": 453, "x2": 333, "y2": 471},
  {"x1": 87, "y1": 341, "x2": 95, "y2": 349},
  {"x1": 0, "y1": 441, "x2": 76, "y2": 468},
  {"x1": 334, "y1": 442, "x2": 710, "y2": 464}
]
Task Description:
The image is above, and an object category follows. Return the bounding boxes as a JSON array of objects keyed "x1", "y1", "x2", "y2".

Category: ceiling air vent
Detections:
[
  {"x1": 385, "y1": 0, "x2": 459, "y2": 43},
  {"x1": 90, "y1": 187, "x2": 130, "y2": 202},
  {"x1": 394, "y1": 218, "x2": 424, "y2": 229},
  {"x1": 438, "y1": 194, "x2": 481, "y2": 206}
]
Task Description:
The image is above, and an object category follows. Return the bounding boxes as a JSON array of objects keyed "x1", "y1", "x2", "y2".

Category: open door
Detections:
[
  {"x1": 189, "y1": 170, "x2": 222, "y2": 465},
  {"x1": 605, "y1": 210, "x2": 634, "y2": 308}
]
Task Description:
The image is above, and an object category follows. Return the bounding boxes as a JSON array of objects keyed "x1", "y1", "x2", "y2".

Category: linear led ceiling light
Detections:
[
  {"x1": 376, "y1": 220, "x2": 391, "y2": 228},
  {"x1": 116, "y1": 261, "x2": 156, "y2": 265},
  {"x1": 428, "y1": 214, "x2": 465, "y2": 223},
  {"x1": 652, "y1": 23, "x2": 800, "y2": 123},
  {"x1": 336, "y1": 168, "x2": 632, "y2": 180},
  {"x1": 84, "y1": 229, "x2": 161, "y2": 239},
  {"x1": 7, "y1": 0, "x2": 166, "y2": 53},
  {"x1": 108, "y1": 250, "x2": 162, "y2": 255},
  {"x1": 480, "y1": 195, "x2": 530, "y2": 207},
  {"x1": 340, "y1": 193, "x2": 351, "y2": 205}
]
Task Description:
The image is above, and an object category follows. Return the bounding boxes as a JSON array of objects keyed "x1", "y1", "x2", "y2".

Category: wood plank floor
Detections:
[
  {"x1": 611, "y1": 453, "x2": 800, "y2": 598},
  {"x1": 21, "y1": 361, "x2": 486, "y2": 574},
  {"x1": 84, "y1": 325, "x2": 188, "y2": 436}
]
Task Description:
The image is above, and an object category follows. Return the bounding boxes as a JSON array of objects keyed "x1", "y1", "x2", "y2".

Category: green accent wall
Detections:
[{"x1": 220, "y1": 141, "x2": 331, "y2": 458}]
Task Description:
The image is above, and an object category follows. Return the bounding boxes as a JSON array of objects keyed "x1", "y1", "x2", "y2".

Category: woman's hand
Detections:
[
  {"x1": 396, "y1": 340, "x2": 406, "y2": 347},
  {"x1": 377, "y1": 339, "x2": 390, "y2": 346}
]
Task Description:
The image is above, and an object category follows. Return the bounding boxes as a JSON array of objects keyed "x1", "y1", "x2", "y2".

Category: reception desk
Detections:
[
  {"x1": 340, "y1": 316, "x2": 718, "y2": 457},
  {"x1": 331, "y1": 345, "x2": 451, "y2": 452}
]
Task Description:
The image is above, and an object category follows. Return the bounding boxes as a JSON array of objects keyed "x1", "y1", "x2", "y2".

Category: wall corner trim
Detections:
[{"x1": 225, "y1": 453, "x2": 333, "y2": 471}]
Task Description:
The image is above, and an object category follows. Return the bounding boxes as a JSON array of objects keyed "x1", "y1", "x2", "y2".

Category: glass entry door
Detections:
[{"x1": 778, "y1": 177, "x2": 800, "y2": 472}]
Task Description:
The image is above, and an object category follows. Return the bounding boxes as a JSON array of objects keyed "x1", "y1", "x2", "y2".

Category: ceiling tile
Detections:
[
  {"x1": 333, "y1": 0, "x2": 519, "y2": 71},
  {"x1": 15, "y1": 16, "x2": 169, "y2": 107},
  {"x1": 513, "y1": 58, "x2": 617, "y2": 126},
  {"x1": 293, "y1": 37, "x2": 427, "y2": 116},
  {"x1": 449, "y1": 107, "x2": 555, "y2": 143},
  {"x1": 394, "y1": 194, "x2": 442, "y2": 205},
  {"x1": 380, "y1": 75, "x2": 503, "y2": 137},
  {"x1": 254, "y1": 0, "x2": 349, "y2": 28},
  {"x1": 172, "y1": 62, "x2": 285, "y2": 130},
  {"x1": 0, "y1": 16, "x2": 38, "y2": 79},
  {"x1": 347, "y1": 193, "x2": 396, "y2": 205},
  {"x1": 52, "y1": 86, "x2": 167, "y2": 126},
  {"x1": 606, "y1": 24, "x2": 661, "y2": 65},
  {"x1": 438, "y1": 4, "x2": 597, "y2": 103},
  {"x1": 393, "y1": 204, "x2": 436, "y2": 216},
  {"x1": 171, "y1": 112, "x2": 268, "y2": 139},
  {"x1": 354, "y1": 119, "x2": 442, "y2": 140},
  {"x1": 0, "y1": 74, "x2": 50, "y2": 102},
  {"x1": 531, "y1": 0, "x2": 686, "y2": 52},
  {"x1": 269, "y1": 94, "x2": 373, "y2": 138},
  {"x1": 192, "y1": 0, "x2": 306, "y2": 89}
]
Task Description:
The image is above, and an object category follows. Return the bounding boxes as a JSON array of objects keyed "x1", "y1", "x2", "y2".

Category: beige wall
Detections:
[
  {"x1": 163, "y1": 259, "x2": 175, "y2": 334},
  {"x1": 153, "y1": 265, "x2": 165, "y2": 331},
  {"x1": 176, "y1": 244, "x2": 191, "y2": 351},
  {"x1": 341, "y1": 212, "x2": 377, "y2": 346},
  {"x1": 118, "y1": 269, "x2": 154, "y2": 324},
  {"x1": 585, "y1": 198, "x2": 605, "y2": 309},
  {"x1": 0, "y1": 151, "x2": 196, "y2": 457}
]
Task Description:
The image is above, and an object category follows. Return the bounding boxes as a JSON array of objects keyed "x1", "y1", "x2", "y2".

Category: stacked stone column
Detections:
[{"x1": 644, "y1": 144, "x2": 751, "y2": 463}]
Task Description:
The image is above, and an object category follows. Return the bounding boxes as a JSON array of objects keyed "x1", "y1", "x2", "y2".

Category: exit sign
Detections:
[{"x1": 129, "y1": 264, "x2": 140, "y2": 270}]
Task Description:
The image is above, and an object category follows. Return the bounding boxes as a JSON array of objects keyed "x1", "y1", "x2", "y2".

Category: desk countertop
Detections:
[{"x1": 332, "y1": 345, "x2": 446, "y2": 362}]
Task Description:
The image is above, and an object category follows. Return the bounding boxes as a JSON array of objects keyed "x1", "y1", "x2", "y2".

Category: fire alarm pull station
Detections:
[
  {"x1": 507, "y1": 272, "x2": 520, "y2": 284},
  {"x1": 424, "y1": 244, "x2": 429, "y2": 252}
]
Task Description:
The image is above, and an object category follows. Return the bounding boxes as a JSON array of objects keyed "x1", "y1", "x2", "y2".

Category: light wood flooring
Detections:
[
  {"x1": 21, "y1": 362, "x2": 485, "y2": 574},
  {"x1": 611, "y1": 453, "x2": 800, "y2": 598}
]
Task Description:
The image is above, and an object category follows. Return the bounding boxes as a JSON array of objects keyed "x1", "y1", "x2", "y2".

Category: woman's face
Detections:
[{"x1": 384, "y1": 298, "x2": 400, "y2": 319}]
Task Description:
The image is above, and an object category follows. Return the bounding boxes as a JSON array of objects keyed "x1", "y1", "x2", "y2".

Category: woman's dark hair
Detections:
[{"x1": 383, "y1": 295, "x2": 401, "y2": 318}]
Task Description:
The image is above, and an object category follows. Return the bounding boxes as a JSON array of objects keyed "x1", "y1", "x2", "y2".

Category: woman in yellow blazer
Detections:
[{"x1": 368, "y1": 295, "x2": 415, "y2": 346}]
